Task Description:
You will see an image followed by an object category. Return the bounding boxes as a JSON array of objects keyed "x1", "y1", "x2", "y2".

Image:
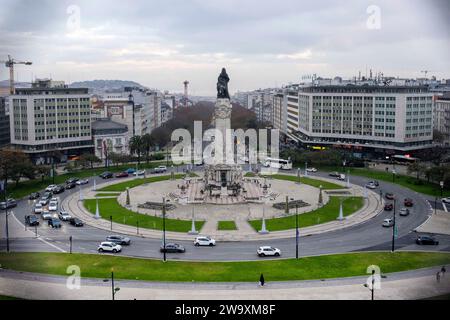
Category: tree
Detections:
[
  {"x1": 79, "y1": 153, "x2": 101, "y2": 169},
  {"x1": 141, "y1": 133, "x2": 155, "y2": 163},
  {"x1": 407, "y1": 162, "x2": 426, "y2": 181},
  {"x1": 129, "y1": 135, "x2": 144, "y2": 165},
  {"x1": 35, "y1": 165, "x2": 51, "y2": 183},
  {"x1": 0, "y1": 149, "x2": 32, "y2": 189}
]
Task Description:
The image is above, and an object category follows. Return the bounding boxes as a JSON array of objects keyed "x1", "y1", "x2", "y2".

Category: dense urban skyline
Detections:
[{"x1": 0, "y1": 0, "x2": 449, "y2": 96}]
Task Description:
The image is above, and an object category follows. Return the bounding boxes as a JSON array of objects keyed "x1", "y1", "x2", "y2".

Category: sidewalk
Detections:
[
  {"x1": 415, "y1": 209, "x2": 450, "y2": 235},
  {"x1": 0, "y1": 266, "x2": 448, "y2": 300},
  {"x1": 63, "y1": 174, "x2": 384, "y2": 241}
]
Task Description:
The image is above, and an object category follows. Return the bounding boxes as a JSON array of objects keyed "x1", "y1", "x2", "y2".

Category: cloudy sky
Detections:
[{"x1": 0, "y1": 0, "x2": 449, "y2": 95}]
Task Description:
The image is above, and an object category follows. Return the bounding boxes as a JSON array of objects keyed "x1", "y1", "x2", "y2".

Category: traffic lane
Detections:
[{"x1": 357, "y1": 232, "x2": 450, "y2": 252}]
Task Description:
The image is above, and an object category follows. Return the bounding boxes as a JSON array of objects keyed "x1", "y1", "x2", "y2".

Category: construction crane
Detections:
[{"x1": 0, "y1": 55, "x2": 32, "y2": 94}]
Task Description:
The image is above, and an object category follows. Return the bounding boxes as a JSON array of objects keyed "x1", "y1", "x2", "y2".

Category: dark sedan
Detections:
[
  {"x1": 416, "y1": 235, "x2": 439, "y2": 245},
  {"x1": 384, "y1": 203, "x2": 394, "y2": 211},
  {"x1": 99, "y1": 172, "x2": 113, "y2": 179},
  {"x1": 404, "y1": 198, "x2": 414, "y2": 207},
  {"x1": 66, "y1": 177, "x2": 79, "y2": 184},
  {"x1": 115, "y1": 171, "x2": 129, "y2": 178},
  {"x1": 25, "y1": 215, "x2": 40, "y2": 226},
  {"x1": 160, "y1": 243, "x2": 186, "y2": 253},
  {"x1": 65, "y1": 182, "x2": 77, "y2": 189},
  {"x1": 69, "y1": 218, "x2": 84, "y2": 227},
  {"x1": 29, "y1": 192, "x2": 40, "y2": 200},
  {"x1": 53, "y1": 185, "x2": 65, "y2": 194},
  {"x1": 48, "y1": 218, "x2": 62, "y2": 228}
]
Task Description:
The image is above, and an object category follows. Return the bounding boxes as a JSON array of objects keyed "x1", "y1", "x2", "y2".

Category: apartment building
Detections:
[
  {"x1": 434, "y1": 94, "x2": 450, "y2": 142},
  {"x1": 0, "y1": 96, "x2": 10, "y2": 148}
]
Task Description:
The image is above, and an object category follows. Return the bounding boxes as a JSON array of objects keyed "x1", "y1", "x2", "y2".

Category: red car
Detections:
[
  {"x1": 384, "y1": 203, "x2": 394, "y2": 211},
  {"x1": 404, "y1": 198, "x2": 413, "y2": 207},
  {"x1": 115, "y1": 171, "x2": 129, "y2": 178}
]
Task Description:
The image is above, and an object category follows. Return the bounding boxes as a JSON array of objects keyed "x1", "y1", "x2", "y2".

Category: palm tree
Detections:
[
  {"x1": 129, "y1": 135, "x2": 144, "y2": 165},
  {"x1": 141, "y1": 133, "x2": 155, "y2": 164}
]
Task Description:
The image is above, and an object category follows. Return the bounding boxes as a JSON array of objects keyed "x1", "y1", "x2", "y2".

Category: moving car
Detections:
[
  {"x1": 115, "y1": 171, "x2": 129, "y2": 178},
  {"x1": 29, "y1": 192, "x2": 40, "y2": 200},
  {"x1": 365, "y1": 182, "x2": 377, "y2": 189},
  {"x1": 65, "y1": 181, "x2": 77, "y2": 189},
  {"x1": 99, "y1": 172, "x2": 113, "y2": 179},
  {"x1": 126, "y1": 168, "x2": 136, "y2": 174},
  {"x1": 48, "y1": 201, "x2": 58, "y2": 211},
  {"x1": 76, "y1": 179, "x2": 89, "y2": 185},
  {"x1": 368, "y1": 180, "x2": 379, "y2": 187},
  {"x1": 25, "y1": 215, "x2": 40, "y2": 226},
  {"x1": 134, "y1": 170, "x2": 146, "y2": 176},
  {"x1": 337, "y1": 173, "x2": 346, "y2": 181},
  {"x1": 39, "y1": 192, "x2": 53, "y2": 205},
  {"x1": 45, "y1": 184, "x2": 57, "y2": 192},
  {"x1": 385, "y1": 193, "x2": 395, "y2": 200},
  {"x1": 41, "y1": 210, "x2": 53, "y2": 220},
  {"x1": 384, "y1": 203, "x2": 394, "y2": 211},
  {"x1": 58, "y1": 210, "x2": 72, "y2": 221},
  {"x1": 0, "y1": 198, "x2": 17, "y2": 210},
  {"x1": 106, "y1": 235, "x2": 131, "y2": 245},
  {"x1": 52, "y1": 185, "x2": 65, "y2": 194},
  {"x1": 160, "y1": 243, "x2": 186, "y2": 253},
  {"x1": 69, "y1": 218, "x2": 84, "y2": 227},
  {"x1": 399, "y1": 208, "x2": 410, "y2": 216},
  {"x1": 257, "y1": 246, "x2": 281, "y2": 257},
  {"x1": 382, "y1": 218, "x2": 394, "y2": 227},
  {"x1": 415, "y1": 235, "x2": 439, "y2": 245},
  {"x1": 442, "y1": 197, "x2": 450, "y2": 204},
  {"x1": 34, "y1": 203, "x2": 43, "y2": 214},
  {"x1": 306, "y1": 167, "x2": 317, "y2": 173},
  {"x1": 194, "y1": 236, "x2": 216, "y2": 246},
  {"x1": 48, "y1": 218, "x2": 62, "y2": 228},
  {"x1": 152, "y1": 165, "x2": 167, "y2": 173},
  {"x1": 66, "y1": 177, "x2": 79, "y2": 184},
  {"x1": 97, "y1": 241, "x2": 122, "y2": 253},
  {"x1": 404, "y1": 198, "x2": 413, "y2": 207},
  {"x1": 329, "y1": 172, "x2": 340, "y2": 177}
]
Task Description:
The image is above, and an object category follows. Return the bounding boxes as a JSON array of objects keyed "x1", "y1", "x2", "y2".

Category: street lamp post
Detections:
[
  {"x1": 110, "y1": 215, "x2": 113, "y2": 231},
  {"x1": 371, "y1": 269, "x2": 375, "y2": 300},
  {"x1": 104, "y1": 271, "x2": 120, "y2": 300},
  {"x1": 391, "y1": 198, "x2": 396, "y2": 253},
  {"x1": 69, "y1": 236, "x2": 72, "y2": 254},
  {"x1": 162, "y1": 197, "x2": 166, "y2": 262},
  {"x1": 295, "y1": 204, "x2": 299, "y2": 259},
  {"x1": 128, "y1": 93, "x2": 136, "y2": 138}
]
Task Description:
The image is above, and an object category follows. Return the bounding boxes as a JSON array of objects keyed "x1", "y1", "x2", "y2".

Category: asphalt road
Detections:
[{"x1": 2, "y1": 166, "x2": 450, "y2": 261}]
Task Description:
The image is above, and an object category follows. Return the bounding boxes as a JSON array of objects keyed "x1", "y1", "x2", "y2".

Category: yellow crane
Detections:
[{"x1": 1, "y1": 55, "x2": 32, "y2": 94}]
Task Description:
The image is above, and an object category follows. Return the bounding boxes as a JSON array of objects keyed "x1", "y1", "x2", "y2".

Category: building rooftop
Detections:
[{"x1": 92, "y1": 118, "x2": 128, "y2": 133}]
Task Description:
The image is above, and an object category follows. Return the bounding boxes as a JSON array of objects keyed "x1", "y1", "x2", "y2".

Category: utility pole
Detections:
[
  {"x1": 128, "y1": 93, "x2": 136, "y2": 138},
  {"x1": 295, "y1": 204, "x2": 299, "y2": 259},
  {"x1": 391, "y1": 198, "x2": 396, "y2": 252},
  {"x1": 162, "y1": 197, "x2": 166, "y2": 262},
  {"x1": 1, "y1": 176, "x2": 10, "y2": 253}
]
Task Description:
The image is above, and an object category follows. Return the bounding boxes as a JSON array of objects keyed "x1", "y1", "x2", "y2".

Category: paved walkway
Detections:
[
  {"x1": 0, "y1": 266, "x2": 448, "y2": 300},
  {"x1": 416, "y1": 210, "x2": 450, "y2": 235},
  {"x1": 62, "y1": 174, "x2": 384, "y2": 241}
]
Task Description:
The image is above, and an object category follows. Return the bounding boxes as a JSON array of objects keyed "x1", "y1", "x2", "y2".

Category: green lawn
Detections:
[
  {"x1": 259, "y1": 174, "x2": 343, "y2": 190},
  {"x1": 0, "y1": 295, "x2": 22, "y2": 300},
  {"x1": 5, "y1": 161, "x2": 169, "y2": 199},
  {"x1": 249, "y1": 196, "x2": 364, "y2": 231},
  {"x1": 95, "y1": 193, "x2": 121, "y2": 197},
  {"x1": 0, "y1": 252, "x2": 449, "y2": 282},
  {"x1": 98, "y1": 174, "x2": 185, "y2": 192},
  {"x1": 217, "y1": 220, "x2": 237, "y2": 230},
  {"x1": 84, "y1": 198, "x2": 204, "y2": 232},
  {"x1": 320, "y1": 166, "x2": 450, "y2": 197}
]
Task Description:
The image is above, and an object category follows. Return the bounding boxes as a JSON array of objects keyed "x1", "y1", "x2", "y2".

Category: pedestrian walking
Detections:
[
  {"x1": 441, "y1": 266, "x2": 446, "y2": 277},
  {"x1": 436, "y1": 271, "x2": 441, "y2": 283},
  {"x1": 259, "y1": 273, "x2": 265, "y2": 287}
]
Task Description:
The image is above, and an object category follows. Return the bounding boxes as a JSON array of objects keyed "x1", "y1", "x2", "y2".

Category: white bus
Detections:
[{"x1": 263, "y1": 158, "x2": 293, "y2": 170}]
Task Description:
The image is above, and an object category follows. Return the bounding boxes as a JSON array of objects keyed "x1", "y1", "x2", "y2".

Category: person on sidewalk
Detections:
[
  {"x1": 436, "y1": 271, "x2": 441, "y2": 283},
  {"x1": 441, "y1": 266, "x2": 446, "y2": 277},
  {"x1": 259, "y1": 273, "x2": 265, "y2": 287}
]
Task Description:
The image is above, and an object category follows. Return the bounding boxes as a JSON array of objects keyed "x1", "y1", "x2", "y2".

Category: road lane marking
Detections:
[{"x1": 37, "y1": 237, "x2": 67, "y2": 253}]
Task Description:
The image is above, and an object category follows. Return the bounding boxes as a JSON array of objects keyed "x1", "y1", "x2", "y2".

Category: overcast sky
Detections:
[{"x1": 0, "y1": 0, "x2": 449, "y2": 96}]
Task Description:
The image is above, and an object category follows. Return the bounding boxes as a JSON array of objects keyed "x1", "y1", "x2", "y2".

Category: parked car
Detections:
[
  {"x1": 384, "y1": 203, "x2": 394, "y2": 211},
  {"x1": 194, "y1": 236, "x2": 216, "y2": 246},
  {"x1": 65, "y1": 181, "x2": 77, "y2": 189},
  {"x1": 41, "y1": 210, "x2": 53, "y2": 220},
  {"x1": 106, "y1": 235, "x2": 131, "y2": 245},
  {"x1": 257, "y1": 246, "x2": 281, "y2": 257},
  {"x1": 29, "y1": 192, "x2": 40, "y2": 200},
  {"x1": 399, "y1": 208, "x2": 410, "y2": 216},
  {"x1": 53, "y1": 185, "x2": 65, "y2": 194},
  {"x1": 115, "y1": 171, "x2": 129, "y2": 178},
  {"x1": 160, "y1": 243, "x2": 185, "y2": 253},
  {"x1": 45, "y1": 184, "x2": 58, "y2": 192},
  {"x1": 329, "y1": 172, "x2": 340, "y2": 177},
  {"x1": 34, "y1": 203, "x2": 43, "y2": 214},
  {"x1": 404, "y1": 198, "x2": 414, "y2": 207},
  {"x1": 58, "y1": 210, "x2": 72, "y2": 221},
  {"x1": 48, "y1": 218, "x2": 62, "y2": 228},
  {"x1": 25, "y1": 215, "x2": 40, "y2": 226},
  {"x1": 382, "y1": 218, "x2": 394, "y2": 227},
  {"x1": 69, "y1": 217, "x2": 84, "y2": 227},
  {"x1": 416, "y1": 235, "x2": 439, "y2": 245},
  {"x1": 76, "y1": 179, "x2": 89, "y2": 185},
  {"x1": 442, "y1": 197, "x2": 450, "y2": 204},
  {"x1": 66, "y1": 177, "x2": 79, "y2": 184},
  {"x1": 306, "y1": 167, "x2": 317, "y2": 173},
  {"x1": 97, "y1": 241, "x2": 122, "y2": 253},
  {"x1": 385, "y1": 193, "x2": 395, "y2": 200},
  {"x1": 126, "y1": 168, "x2": 136, "y2": 174},
  {"x1": 0, "y1": 198, "x2": 17, "y2": 210},
  {"x1": 152, "y1": 166, "x2": 167, "y2": 173},
  {"x1": 99, "y1": 172, "x2": 113, "y2": 179},
  {"x1": 134, "y1": 170, "x2": 146, "y2": 176}
]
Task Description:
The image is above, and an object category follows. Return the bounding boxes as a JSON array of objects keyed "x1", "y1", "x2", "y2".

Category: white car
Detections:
[
  {"x1": 194, "y1": 236, "x2": 216, "y2": 246},
  {"x1": 58, "y1": 210, "x2": 72, "y2": 221},
  {"x1": 337, "y1": 174, "x2": 346, "y2": 181},
  {"x1": 306, "y1": 167, "x2": 317, "y2": 173},
  {"x1": 399, "y1": 208, "x2": 410, "y2": 216},
  {"x1": 48, "y1": 201, "x2": 58, "y2": 211},
  {"x1": 382, "y1": 218, "x2": 394, "y2": 227},
  {"x1": 134, "y1": 170, "x2": 146, "y2": 176},
  {"x1": 365, "y1": 183, "x2": 377, "y2": 189},
  {"x1": 45, "y1": 184, "x2": 57, "y2": 192},
  {"x1": 76, "y1": 179, "x2": 89, "y2": 185},
  {"x1": 41, "y1": 211, "x2": 53, "y2": 220},
  {"x1": 34, "y1": 203, "x2": 43, "y2": 214},
  {"x1": 97, "y1": 241, "x2": 122, "y2": 253},
  {"x1": 442, "y1": 197, "x2": 450, "y2": 204},
  {"x1": 257, "y1": 246, "x2": 281, "y2": 257}
]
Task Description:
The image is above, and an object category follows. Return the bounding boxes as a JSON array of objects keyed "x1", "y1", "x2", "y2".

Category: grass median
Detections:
[
  {"x1": 84, "y1": 198, "x2": 204, "y2": 232},
  {"x1": 249, "y1": 196, "x2": 364, "y2": 231},
  {"x1": 0, "y1": 252, "x2": 449, "y2": 282},
  {"x1": 247, "y1": 173, "x2": 344, "y2": 190},
  {"x1": 98, "y1": 174, "x2": 185, "y2": 192},
  {"x1": 218, "y1": 220, "x2": 237, "y2": 230}
]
